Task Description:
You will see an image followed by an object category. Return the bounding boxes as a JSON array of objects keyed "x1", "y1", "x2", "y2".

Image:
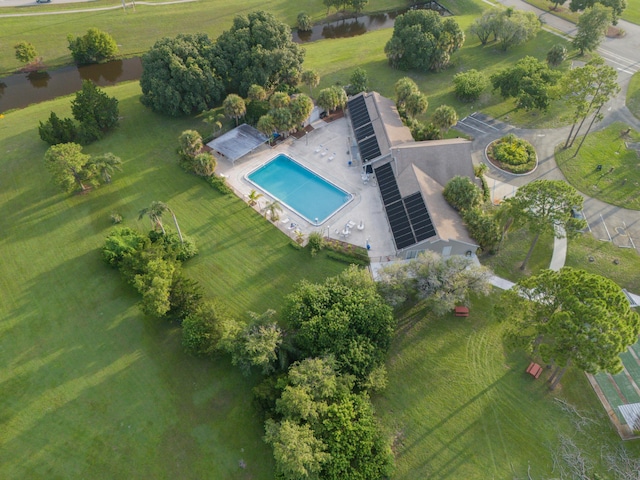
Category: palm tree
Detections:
[
  {"x1": 223, "y1": 94, "x2": 246, "y2": 126},
  {"x1": 247, "y1": 189, "x2": 263, "y2": 207},
  {"x1": 139, "y1": 201, "x2": 184, "y2": 243},
  {"x1": 263, "y1": 200, "x2": 282, "y2": 222},
  {"x1": 91, "y1": 152, "x2": 122, "y2": 184},
  {"x1": 138, "y1": 201, "x2": 167, "y2": 235},
  {"x1": 203, "y1": 110, "x2": 225, "y2": 137}
]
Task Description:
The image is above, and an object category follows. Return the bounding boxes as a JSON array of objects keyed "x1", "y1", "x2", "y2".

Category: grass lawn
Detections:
[
  {"x1": 566, "y1": 233, "x2": 640, "y2": 293},
  {"x1": 374, "y1": 292, "x2": 640, "y2": 478},
  {"x1": 0, "y1": 0, "x2": 407, "y2": 74},
  {"x1": 304, "y1": 21, "x2": 573, "y2": 129},
  {"x1": 0, "y1": 81, "x2": 348, "y2": 478},
  {"x1": 556, "y1": 121, "x2": 640, "y2": 210},
  {"x1": 627, "y1": 72, "x2": 640, "y2": 120},
  {"x1": 479, "y1": 228, "x2": 555, "y2": 283},
  {"x1": 524, "y1": 0, "x2": 640, "y2": 24}
]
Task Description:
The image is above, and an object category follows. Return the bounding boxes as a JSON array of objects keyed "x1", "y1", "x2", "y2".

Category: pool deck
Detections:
[{"x1": 216, "y1": 117, "x2": 398, "y2": 259}]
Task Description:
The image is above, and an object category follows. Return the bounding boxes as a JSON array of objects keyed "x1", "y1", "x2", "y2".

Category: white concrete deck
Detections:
[{"x1": 215, "y1": 117, "x2": 398, "y2": 259}]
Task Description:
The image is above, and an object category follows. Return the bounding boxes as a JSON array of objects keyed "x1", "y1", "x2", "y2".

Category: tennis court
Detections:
[{"x1": 588, "y1": 341, "x2": 640, "y2": 439}]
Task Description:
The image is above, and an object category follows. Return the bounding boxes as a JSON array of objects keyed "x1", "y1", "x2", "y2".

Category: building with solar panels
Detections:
[{"x1": 347, "y1": 92, "x2": 478, "y2": 259}]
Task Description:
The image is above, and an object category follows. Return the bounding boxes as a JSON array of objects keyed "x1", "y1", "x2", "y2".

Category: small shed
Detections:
[{"x1": 206, "y1": 124, "x2": 268, "y2": 163}]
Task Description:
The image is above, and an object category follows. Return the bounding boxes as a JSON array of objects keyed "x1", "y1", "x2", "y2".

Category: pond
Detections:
[{"x1": 0, "y1": 2, "x2": 451, "y2": 113}]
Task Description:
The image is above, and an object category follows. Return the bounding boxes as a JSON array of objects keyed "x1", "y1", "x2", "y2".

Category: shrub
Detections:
[
  {"x1": 297, "y1": 12, "x2": 312, "y2": 32},
  {"x1": 462, "y1": 208, "x2": 501, "y2": 253},
  {"x1": 488, "y1": 133, "x2": 536, "y2": 174},
  {"x1": 110, "y1": 212, "x2": 123, "y2": 224},
  {"x1": 38, "y1": 112, "x2": 78, "y2": 145},
  {"x1": 547, "y1": 44, "x2": 568, "y2": 67},
  {"x1": 168, "y1": 274, "x2": 204, "y2": 322},
  {"x1": 443, "y1": 176, "x2": 482, "y2": 212},
  {"x1": 67, "y1": 28, "x2": 118, "y2": 65},
  {"x1": 208, "y1": 175, "x2": 233, "y2": 194},
  {"x1": 182, "y1": 300, "x2": 237, "y2": 357},
  {"x1": 71, "y1": 80, "x2": 119, "y2": 144},
  {"x1": 453, "y1": 69, "x2": 489, "y2": 102},
  {"x1": 307, "y1": 232, "x2": 324, "y2": 256},
  {"x1": 102, "y1": 227, "x2": 149, "y2": 268}
]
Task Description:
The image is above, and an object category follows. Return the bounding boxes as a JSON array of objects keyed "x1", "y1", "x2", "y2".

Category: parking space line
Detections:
[
  {"x1": 600, "y1": 214, "x2": 612, "y2": 242},
  {"x1": 624, "y1": 222, "x2": 636, "y2": 250},
  {"x1": 467, "y1": 114, "x2": 500, "y2": 131}
]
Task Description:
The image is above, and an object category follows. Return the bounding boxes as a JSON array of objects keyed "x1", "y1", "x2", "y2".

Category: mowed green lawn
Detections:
[
  {"x1": 375, "y1": 293, "x2": 640, "y2": 478},
  {"x1": 0, "y1": 81, "x2": 348, "y2": 478}
]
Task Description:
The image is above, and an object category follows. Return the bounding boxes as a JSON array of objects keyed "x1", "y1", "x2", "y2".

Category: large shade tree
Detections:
[
  {"x1": 573, "y1": 4, "x2": 612, "y2": 55},
  {"x1": 493, "y1": 8, "x2": 541, "y2": 51},
  {"x1": 282, "y1": 265, "x2": 395, "y2": 383},
  {"x1": 491, "y1": 56, "x2": 561, "y2": 111},
  {"x1": 71, "y1": 80, "x2": 119, "y2": 144},
  {"x1": 501, "y1": 180, "x2": 586, "y2": 270},
  {"x1": 212, "y1": 11, "x2": 305, "y2": 96},
  {"x1": 385, "y1": 10, "x2": 464, "y2": 72},
  {"x1": 502, "y1": 268, "x2": 640, "y2": 389},
  {"x1": 67, "y1": 28, "x2": 118, "y2": 65},
  {"x1": 43, "y1": 142, "x2": 93, "y2": 193},
  {"x1": 140, "y1": 33, "x2": 224, "y2": 116}
]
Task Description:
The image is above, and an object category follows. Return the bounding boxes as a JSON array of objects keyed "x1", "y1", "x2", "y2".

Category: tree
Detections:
[
  {"x1": 546, "y1": 44, "x2": 568, "y2": 67},
  {"x1": 264, "y1": 419, "x2": 330, "y2": 479},
  {"x1": 133, "y1": 257, "x2": 176, "y2": 318},
  {"x1": 502, "y1": 180, "x2": 586, "y2": 270},
  {"x1": 316, "y1": 86, "x2": 346, "y2": 113},
  {"x1": 493, "y1": 8, "x2": 541, "y2": 51},
  {"x1": 469, "y1": 9, "x2": 500, "y2": 45},
  {"x1": 560, "y1": 56, "x2": 619, "y2": 152},
  {"x1": 90, "y1": 152, "x2": 122, "y2": 184},
  {"x1": 43, "y1": 142, "x2": 93, "y2": 193},
  {"x1": 247, "y1": 189, "x2": 263, "y2": 206},
  {"x1": 404, "y1": 92, "x2": 428, "y2": 118},
  {"x1": 229, "y1": 310, "x2": 283, "y2": 375},
  {"x1": 377, "y1": 251, "x2": 492, "y2": 314},
  {"x1": 138, "y1": 201, "x2": 168, "y2": 235},
  {"x1": 551, "y1": 0, "x2": 567, "y2": 10},
  {"x1": 178, "y1": 130, "x2": 203, "y2": 164},
  {"x1": 283, "y1": 265, "x2": 395, "y2": 382},
  {"x1": 271, "y1": 107, "x2": 295, "y2": 136},
  {"x1": 443, "y1": 175, "x2": 482, "y2": 212},
  {"x1": 573, "y1": 4, "x2": 612, "y2": 55},
  {"x1": 102, "y1": 227, "x2": 149, "y2": 268},
  {"x1": 290, "y1": 94, "x2": 314, "y2": 127},
  {"x1": 67, "y1": 28, "x2": 118, "y2": 65},
  {"x1": 14, "y1": 41, "x2": 37, "y2": 64},
  {"x1": 263, "y1": 199, "x2": 283, "y2": 221},
  {"x1": 432, "y1": 105, "x2": 458, "y2": 134},
  {"x1": 257, "y1": 114, "x2": 276, "y2": 144},
  {"x1": 394, "y1": 77, "x2": 419, "y2": 106},
  {"x1": 140, "y1": 33, "x2": 224, "y2": 116},
  {"x1": 491, "y1": 56, "x2": 561, "y2": 111},
  {"x1": 167, "y1": 274, "x2": 203, "y2": 322},
  {"x1": 301, "y1": 70, "x2": 320, "y2": 96},
  {"x1": 351, "y1": 0, "x2": 369, "y2": 14},
  {"x1": 213, "y1": 11, "x2": 305, "y2": 96},
  {"x1": 222, "y1": 94, "x2": 246, "y2": 126},
  {"x1": 348, "y1": 67, "x2": 368, "y2": 95},
  {"x1": 247, "y1": 84, "x2": 267, "y2": 102},
  {"x1": 502, "y1": 267, "x2": 640, "y2": 389},
  {"x1": 202, "y1": 110, "x2": 225, "y2": 137},
  {"x1": 297, "y1": 12, "x2": 312, "y2": 32},
  {"x1": 38, "y1": 112, "x2": 78, "y2": 145},
  {"x1": 71, "y1": 80, "x2": 119, "y2": 144},
  {"x1": 182, "y1": 300, "x2": 238, "y2": 356},
  {"x1": 385, "y1": 10, "x2": 464, "y2": 72},
  {"x1": 453, "y1": 69, "x2": 489, "y2": 102},
  {"x1": 462, "y1": 208, "x2": 501, "y2": 253},
  {"x1": 270, "y1": 91, "x2": 291, "y2": 109},
  {"x1": 570, "y1": 0, "x2": 626, "y2": 24}
]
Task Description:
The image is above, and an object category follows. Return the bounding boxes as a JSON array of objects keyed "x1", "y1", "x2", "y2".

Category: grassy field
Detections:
[
  {"x1": 375, "y1": 292, "x2": 640, "y2": 478},
  {"x1": 480, "y1": 228, "x2": 555, "y2": 282},
  {"x1": 525, "y1": 0, "x2": 640, "y2": 25},
  {"x1": 0, "y1": 0, "x2": 408, "y2": 74},
  {"x1": 0, "y1": 81, "x2": 349, "y2": 478},
  {"x1": 303, "y1": 22, "x2": 573, "y2": 129},
  {"x1": 628, "y1": 72, "x2": 640, "y2": 120},
  {"x1": 556, "y1": 122, "x2": 640, "y2": 210}
]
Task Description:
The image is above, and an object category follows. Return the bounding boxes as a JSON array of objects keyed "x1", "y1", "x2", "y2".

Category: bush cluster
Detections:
[{"x1": 489, "y1": 134, "x2": 536, "y2": 174}]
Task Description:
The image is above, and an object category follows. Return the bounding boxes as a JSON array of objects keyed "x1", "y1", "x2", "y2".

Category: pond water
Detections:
[
  {"x1": 0, "y1": 57, "x2": 142, "y2": 113},
  {"x1": 0, "y1": 2, "x2": 450, "y2": 113}
]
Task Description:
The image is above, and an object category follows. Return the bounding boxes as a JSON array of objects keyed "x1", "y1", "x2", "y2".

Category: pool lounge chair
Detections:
[
  {"x1": 280, "y1": 217, "x2": 290, "y2": 225},
  {"x1": 314, "y1": 144, "x2": 323, "y2": 153}
]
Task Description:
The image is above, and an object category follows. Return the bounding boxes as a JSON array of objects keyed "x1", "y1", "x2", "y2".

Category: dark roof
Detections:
[
  {"x1": 374, "y1": 162, "x2": 436, "y2": 250},
  {"x1": 206, "y1": 124, "x2": 268, "y2": 163},
  {"x1": 347, "y1": 95, "x2": 384, "y2": 162}
]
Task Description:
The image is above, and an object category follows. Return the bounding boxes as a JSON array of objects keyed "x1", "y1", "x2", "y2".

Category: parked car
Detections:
[{"x1": 36, "y1": 0, "x2": 52, "y2": 4}]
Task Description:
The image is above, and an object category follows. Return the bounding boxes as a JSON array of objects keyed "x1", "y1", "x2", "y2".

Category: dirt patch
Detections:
[
  {"x1": 290, "y1": 124, "x2": 314, "y2": 139},
  {"x1": 606, "y1": 26, "x2": 625, "y2": 38},
  {"x1": 322, "y1": 108, "x2": 345, "y2": 123}
]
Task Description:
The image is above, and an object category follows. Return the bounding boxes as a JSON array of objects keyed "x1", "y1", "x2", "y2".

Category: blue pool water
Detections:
[{"x1": 247, "y1": 154, "x2": 352, "y2": 224}]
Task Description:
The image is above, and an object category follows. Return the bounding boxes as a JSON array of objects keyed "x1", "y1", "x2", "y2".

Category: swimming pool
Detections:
[{"x1": 247, "y1": 154, "x2": 352, "y2": 225}]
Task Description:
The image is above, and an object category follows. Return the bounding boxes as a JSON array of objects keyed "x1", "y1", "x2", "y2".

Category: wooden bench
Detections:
[
  {"x1": 526, "y1": 362, "x2": 543, "y2": 379},
  {"x1": 454, "y1": 306, "x2": 469, "y2": 317}
]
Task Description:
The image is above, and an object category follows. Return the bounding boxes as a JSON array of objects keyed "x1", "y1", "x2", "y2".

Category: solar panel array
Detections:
[
  {"x1": 347, "y1": 95, "x2": 382, "y2": 162},
  {"x1": 374, "y1": 163, "x2": 436, "y2": 250}
]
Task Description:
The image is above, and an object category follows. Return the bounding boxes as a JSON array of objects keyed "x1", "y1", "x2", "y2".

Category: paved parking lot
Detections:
[
  {"x1": 581, "y1": 198, "x2": 640, "y2": 252},
  {"x1": 455, "y1": 112, "x2": 512, "y2": 137}
]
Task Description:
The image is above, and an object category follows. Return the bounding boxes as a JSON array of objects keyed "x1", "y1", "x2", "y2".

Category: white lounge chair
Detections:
[
  {"x1": 280, "y1": 217, "x2": 290, "y2": 225},
  {"x1": 346, "y1": 220, "x2": 356, "y2": 229},
  {"x1": 314, "y1": 144, "x2": 323, "y2": 153}
]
